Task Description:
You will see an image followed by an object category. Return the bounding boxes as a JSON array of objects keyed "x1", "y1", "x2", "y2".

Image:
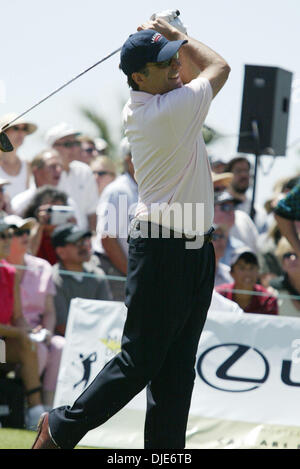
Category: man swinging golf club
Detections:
[{"x1": 32, "y1": 10, "x2": 230, "y2": 449}]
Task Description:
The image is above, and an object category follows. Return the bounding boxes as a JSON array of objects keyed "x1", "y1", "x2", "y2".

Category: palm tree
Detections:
[
  {"x1": 201, "y1": 124, "x2": 222, "y2": 144},
  {"x1": 80, "y1": 106, "x2": 117, "y2": 157}
]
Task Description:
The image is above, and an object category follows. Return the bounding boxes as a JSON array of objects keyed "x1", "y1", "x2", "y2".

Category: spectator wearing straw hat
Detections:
[
  {"x1": 213, "y1": 190, "x2": 259, "y2": 266},
  {"x1": 0, "y1": 113, "x2": 37, "y2": 198},
  {"x1": 216, "y1": 246, "x2": 278, "y2": 315},
  {"x1": 212, "y1": 170, "x2": 233, "y2": 193},
  {"x1": 51, "y1": 224, "x2": 112, "y2": 336}
]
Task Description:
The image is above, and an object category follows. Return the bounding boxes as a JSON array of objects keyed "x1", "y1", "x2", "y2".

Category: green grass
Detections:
[
  {"x1": 0, "y1": 428, "x2": 97, "y2": 449},
  {"x1": 0, "y1": 428, "x2": 38, "y2": 449}
]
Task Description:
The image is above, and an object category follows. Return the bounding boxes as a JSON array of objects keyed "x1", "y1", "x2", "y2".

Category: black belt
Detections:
[{"x1": 129, "y1": 220, "x2": 214, "y2": 244}]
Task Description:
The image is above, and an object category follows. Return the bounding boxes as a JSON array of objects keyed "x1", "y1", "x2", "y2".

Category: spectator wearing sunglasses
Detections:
[
  {"x1": 214, "y1": 190, "x2": 259, "y2": 265},
  {"x1": 4, "y1": 214, "x2": 65, "y2": 409},
  {"x1": 0, "y1": 220, "x2": 46, "y2": 429},
  {"x1": 45, "y1": 123, "x2": 98, "y2": 232},
  {"x1": 77, "y1": 135, "x2": 100, "y2": 165},
  {"x1": 90, "y1": 156, "x2": 116, "y2": 196},
  {"x1": 0, "y1": 113, "x2": 37, "y2": 198},
  {"x1": 50, "y1": 224, "x2": 112, "y2": 336},
  {"x1": 212, "y1": 224, "x2": 233, "y2": 286},
  {"x1": 270, "y1": 236, "x2": 300, "y2": 317}
]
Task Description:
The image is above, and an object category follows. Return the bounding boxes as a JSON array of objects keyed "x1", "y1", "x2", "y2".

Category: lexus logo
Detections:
[{"x1": 197, "y1": 343, "x2": 270, "y2": 392}]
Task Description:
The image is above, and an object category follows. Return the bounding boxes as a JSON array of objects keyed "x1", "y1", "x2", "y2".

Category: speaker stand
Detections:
[{"x1": 249, "y1": 120, "x2": 261, "y2": 222}]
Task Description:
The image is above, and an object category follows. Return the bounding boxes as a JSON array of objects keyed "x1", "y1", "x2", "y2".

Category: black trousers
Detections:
[{"x1": 49, "y1": 233, "x2": 215, "y2": 449}]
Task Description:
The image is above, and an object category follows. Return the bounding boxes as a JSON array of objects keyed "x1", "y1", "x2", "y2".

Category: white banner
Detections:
[{"x1": 54, "y1": 295, "x2": 300, "y2": 448}]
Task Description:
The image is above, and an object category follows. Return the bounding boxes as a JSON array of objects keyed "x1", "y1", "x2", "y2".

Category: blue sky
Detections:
[{"x1": 2, "y1": 0, "x2": 300, "y2": 205}]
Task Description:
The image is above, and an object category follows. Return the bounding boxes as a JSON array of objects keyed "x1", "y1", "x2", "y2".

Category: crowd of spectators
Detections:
[{"x1": 0, "y1": 111, "x2": 300, "y2": 429}]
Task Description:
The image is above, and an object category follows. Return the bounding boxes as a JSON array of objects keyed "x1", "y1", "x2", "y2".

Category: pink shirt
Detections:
[
  {"x1": 0, "y1": 259, "x2": 16, "y2": 324},
  {"x1": 20, "y1": 254, "x2": 56, "y2": 328}
]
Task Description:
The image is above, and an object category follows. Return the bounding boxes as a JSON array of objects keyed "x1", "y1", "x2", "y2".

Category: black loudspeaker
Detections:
[{"x1": 238, "y1": 65, "x2": 293, "y2": 156}]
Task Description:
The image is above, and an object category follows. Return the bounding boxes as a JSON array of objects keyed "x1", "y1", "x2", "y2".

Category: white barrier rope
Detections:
[
  {"x1": 0, "y1": 261, "x2": 126, "y2": 282},
  {"x1": 1, "y1": 262, "x2": 299, "y2": 300}
]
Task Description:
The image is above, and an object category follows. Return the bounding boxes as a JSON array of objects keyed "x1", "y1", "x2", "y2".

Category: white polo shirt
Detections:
[
  {"x1": 122, "y1": 76, "x2": 214, "y2": 235},
  {"x1": 57, "y1": 160, "x2": 98, "y2": 230},
  {"x1": 94, "y1": 173, "x2": 138, "y2": 256}
]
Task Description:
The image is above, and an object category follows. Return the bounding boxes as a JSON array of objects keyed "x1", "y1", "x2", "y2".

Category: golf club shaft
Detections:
[{"x1": 1, "y1": 46, "x2": 122, "y2": 132}]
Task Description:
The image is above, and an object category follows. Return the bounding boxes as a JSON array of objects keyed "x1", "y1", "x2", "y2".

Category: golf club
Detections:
[{"x1": 0, "y1": 46, "x2": 122, "y2": 152}]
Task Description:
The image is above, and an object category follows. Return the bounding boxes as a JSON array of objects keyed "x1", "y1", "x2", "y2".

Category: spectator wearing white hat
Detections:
[
  {"x1": 0, "y1": 113, "x2": 37, "y2": 199},
  {"x1": 94, "y1": 137, "x2": 108, "y2": 155},
  {"x1": 214, "y1": 190, "x2": 259, "y2": 264},
  {"x1": 45, "y1": 123, "x2": 98, "y2": 231},
  {"x1": 11, "y1": 149, "x2": 83, "y2": 227},
  {"x1": 0, "y1": 178, "x2": 13, "y2": 217},
  {"x1": 94, "y1": 137, "x2": 138, "y2": 301}
]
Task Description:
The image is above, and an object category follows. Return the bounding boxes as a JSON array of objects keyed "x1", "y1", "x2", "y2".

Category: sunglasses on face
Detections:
[
  {"x1": 54, "y1": 141, "x2": 81, "y2": 148},
  {"x1": 93, "y1": 170, "x2": 114, "y2": 177},
  {"x1": 214, "y1": 186, "x2": 227, "y2": 193},
  {"x1": 82, "y1": 147, "x2": 96, "y2": 154},
  {"x1": 219, "y1": 203, "x2": 235, "y2": 212},
  {"x1": 212, "y1": 233, "x2": 226, "y2": 241},
  {"x1": 0, "y1": 231, "x2": 13, "y2": 240},
  {"x1": 72, "y1": 236, "x2": 91, "y2": 248},
  {"x1": 283, "y1": 252, "x2": 298, "y2": 260},
  {"x1": 10, "y1": 124, "x2": 30, "y2": 132},
  {"x1": 14, "y1": 228, "x2": 30, "y2": 237},
  {"x1": 151, "y1": 51, "x2": 180, "y2": 69}
]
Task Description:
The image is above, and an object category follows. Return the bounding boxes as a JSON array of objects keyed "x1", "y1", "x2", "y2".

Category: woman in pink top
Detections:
[
  {"x1": 5, "y1": 215, "x2": 65, "y2": 409},
  {"x1": 0, "y1": 220, "x2": 45, "y2": 429}
]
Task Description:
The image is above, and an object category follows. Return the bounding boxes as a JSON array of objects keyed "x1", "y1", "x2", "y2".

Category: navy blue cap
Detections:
[
  {"x1": 51, "y1": 223, "x2": 91, "y2": 248},
  {"x1": 230, "y1": 246, "x2": 258, "y2": 267},
  {"x1": 120, "y1": 29, "x2": 187, "y2": 76}
]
